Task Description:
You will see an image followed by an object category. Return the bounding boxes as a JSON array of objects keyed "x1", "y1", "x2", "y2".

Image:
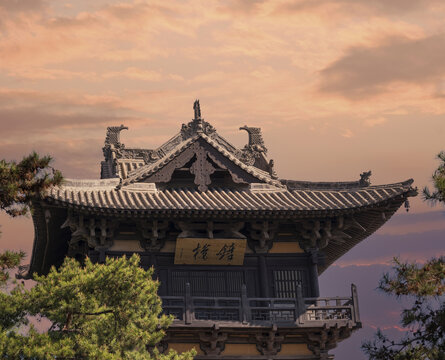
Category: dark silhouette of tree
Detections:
[
  {"x1": 0, "y1": 152, "x2": 62, "y2": 285},
  {"x1": 362, "y1": 152, "x2": 445, "y2": 360}
]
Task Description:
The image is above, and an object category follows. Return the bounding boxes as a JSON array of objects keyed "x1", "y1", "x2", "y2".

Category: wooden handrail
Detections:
[{"x1": 161, "y1": 284, "x2": 360, "y2": 326}]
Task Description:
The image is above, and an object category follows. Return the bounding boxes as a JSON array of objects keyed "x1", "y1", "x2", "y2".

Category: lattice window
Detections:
[
  {"x1": 171, "y1": 270, "x2": 244, "y2": 297},
  {"x1": 273, "y1": 269, "x2": 307, "y2": 298}
]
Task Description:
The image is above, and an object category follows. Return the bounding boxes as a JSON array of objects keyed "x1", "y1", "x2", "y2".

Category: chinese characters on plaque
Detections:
[{"x1": 174, "y1": 238, "x2": 246, "y2": 265}]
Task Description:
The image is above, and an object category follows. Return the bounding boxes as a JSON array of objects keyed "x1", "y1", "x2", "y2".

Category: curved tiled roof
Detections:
[{"x1": 45, "y1": 179, "x2": 415, "y2": 216}]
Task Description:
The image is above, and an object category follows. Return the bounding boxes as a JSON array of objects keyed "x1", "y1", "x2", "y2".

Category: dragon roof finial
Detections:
[
  {"x1": 105, "y1": 124, "x2": 128, "y2": 147},
  {"x1": 239, "y1": 125, "x2": 267, "y2": 153}
]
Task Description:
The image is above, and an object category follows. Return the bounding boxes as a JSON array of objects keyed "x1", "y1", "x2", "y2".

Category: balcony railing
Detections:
[{"x1": 162, "y1": 283, "x2": 361, "y2": 327}]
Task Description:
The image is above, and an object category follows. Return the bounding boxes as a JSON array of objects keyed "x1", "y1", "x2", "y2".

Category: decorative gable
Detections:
[
  {"x1": 123, "y1": 137, "x2": 279, "y2": 191},
  {"x1": 103, "y1": 100, "x2": 281, "y2": 191}
]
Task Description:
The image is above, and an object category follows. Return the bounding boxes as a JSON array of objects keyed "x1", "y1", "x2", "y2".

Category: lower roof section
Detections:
[
  {"x1": 44, "y1": 179, "x2": 416, "y2": 217},
  {"x1": 26, "y1": 178, "x2": 416, "y2": 277}
]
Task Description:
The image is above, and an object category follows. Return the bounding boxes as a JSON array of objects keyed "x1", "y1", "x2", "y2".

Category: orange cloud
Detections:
[
  {"x1": 0, "y1": 0, "x2": 48, "y2": 13},
  {"x1": 0, "y1": 0, "x2": 198, "y2": 69},
  {"x1": 275, "y1": 0, "x2": 443, "y2": 16},
  {"x1": 318, "y1": 34, "x2": 445, "y2": 99}
]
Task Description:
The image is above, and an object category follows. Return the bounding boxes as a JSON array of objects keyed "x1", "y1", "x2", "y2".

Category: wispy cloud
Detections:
[
  {"x1": 0, "y1": 0, "x2": 48, "y2": 13},
  {"x1": 364, "y1": 117, "x2": 387, "y2": 127},
  {"x1": 275, "y1": 0, "x2": 443, "y2": 16},
  {"x1": 318, "y1": 34, "x2": 445, "y2": 99},
  {"x1": 341, "y1": 128, "x2": 354, "y2": 138}
]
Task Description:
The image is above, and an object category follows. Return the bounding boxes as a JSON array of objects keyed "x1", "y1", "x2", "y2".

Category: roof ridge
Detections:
[
  {"x1": 198, "y1": 133, "x2": 282, "y2": 187},
  {"x1": 123, "y1": 136, "x2": 198, "y2": 185},
  {"x1": 282, "y1": 178, "x2": 415, "y2": 191}
]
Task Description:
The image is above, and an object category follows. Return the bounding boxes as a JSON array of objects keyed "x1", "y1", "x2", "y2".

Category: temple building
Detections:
[{"x1": 27, "y1": 101, "x2": 417, "y2": 359}]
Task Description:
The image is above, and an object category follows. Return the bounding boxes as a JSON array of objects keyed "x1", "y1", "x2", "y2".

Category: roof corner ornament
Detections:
[
  {"x1": 105, "y1": 124, "x2": 128, "y2": 147},
  {"x1": 101, "y1": 125, "x2": 129, "y2": 179},
  {"x1": 359, "y1": 171, "x2": 372, "y2": 186},
  {"x1": 404, "y1": 199, "x2": 410, "y2": 212},
  {"x1": 240, "y1": 126, "x2": 267, "y2": 154},
  {"x1": 181, "y1": 99, "x2": 216, "y2": 139},
  {"x1": 268, "y1": 159, "x2": 278, "y2": 179},
  {"x1": 238, "y1": 125, "x2": 268, "y2": 166}
]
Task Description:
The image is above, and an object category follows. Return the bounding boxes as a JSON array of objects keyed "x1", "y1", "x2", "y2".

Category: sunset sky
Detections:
[{"x1": 1, "y1": 1, "x2": 444, "y2": 359}]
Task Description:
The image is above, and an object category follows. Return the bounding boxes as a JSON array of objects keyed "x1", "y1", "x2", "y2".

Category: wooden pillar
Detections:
[
  {"x1": 351, "y1": 283, "x2": 361, "y2": 324},
  {"x1": 258, "y1": 255, "x2": 269, "y2": 297},
  {"x1": 295, "y1": 284, "x2": 305, "y2": 324},
  {"x1": 309, "y1": 250, "x2": 320, "y2": 297}
]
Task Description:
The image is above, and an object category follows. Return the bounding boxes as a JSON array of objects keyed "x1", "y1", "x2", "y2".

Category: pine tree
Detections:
[
  {"x1": 0, "y1": 153, "x2": 194, "y2": 359},
  {"x1": 1, "y1": 255, "x2": 195, "y2": 359},
  {"x1": 0, "y1": 152, "x2": 62, "y2": 285},
  {"x1": 362, "y1": 152, "x2": 445, "y2": 360}
]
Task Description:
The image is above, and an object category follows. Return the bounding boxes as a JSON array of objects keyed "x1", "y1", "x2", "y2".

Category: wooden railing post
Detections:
[
  {"x1": 351, "y1": 283, "x2": 361, "y2": 325},
  {"x1": 241, "y1": 284, "x2": 250, "y2": 324},
  {"x1": 296, "y1": 284, "x2": 305, "y2": 324},
  {"x1": 185, "y1": 282, "x2": 192, "y2": 325}
]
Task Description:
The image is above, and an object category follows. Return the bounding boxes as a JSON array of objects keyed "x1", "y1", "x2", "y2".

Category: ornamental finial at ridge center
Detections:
[{"x1": 193, "y1": 99, "x2": 201, "y2": 121}]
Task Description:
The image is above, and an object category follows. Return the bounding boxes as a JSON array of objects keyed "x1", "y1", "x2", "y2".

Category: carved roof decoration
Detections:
[
  {"x1": 120, "y1": 134, "x2": 282, "y2": 190},
  {"x1": 101, "y1": 100, "x2": 277, "y2": 187}
]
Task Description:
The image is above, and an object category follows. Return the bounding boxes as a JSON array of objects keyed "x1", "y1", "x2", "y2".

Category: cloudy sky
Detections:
[{"x1": 1, "y1": 1, "x2": 444, "y2": 358}]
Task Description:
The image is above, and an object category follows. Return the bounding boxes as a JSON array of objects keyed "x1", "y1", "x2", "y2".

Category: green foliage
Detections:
[
  {"x1": 0, "y1": 152, "x2": 63, "y2": 286},
  {"x1": 423, "y1": 151, "x2": 445, "y2": 204},
  {"x1": 379, "y1": 257, "x2": 445, "y2": 297},
  {"x1": 0, "y1": 153, "x2": 191, "y2": 359},
  {"x1": 0, "y1": 151, "x2": 63, "y2": 217},
  {"x1": 0, "y1": 250, "x2": 25, "y2": 286},
  {"x1": 1, "y1": 254, "x2": 195, "y2": 360},
  {"x1": 364, "y1": 150, "x2": 445, "y2": 359},
  {"x1": 362, "y1": 257, "x2": 445, "y2": 360}
]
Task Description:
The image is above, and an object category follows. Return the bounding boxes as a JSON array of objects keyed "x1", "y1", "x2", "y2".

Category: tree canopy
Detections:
[
  {"x1": 423, "y1": 151, "x2": 445, "y2": 204},
  {"x1": 1, "y1": 255, "x2": 195, "y2": 360},
  {"x1": 0, "y1": 153, "x2": 193, "y2": 359},
  {"x1": 0, "y1": 152, "x2": 63, "y2": 285},
  {"x1": 362, "y1": 258, "x2": 445, "y2": 360},
  {"x1": 0, "y1": 152, "x2": 63, "y2": 217},
  {"x1": 362, "y1": 152, "x2": 445, "y2": 360}
]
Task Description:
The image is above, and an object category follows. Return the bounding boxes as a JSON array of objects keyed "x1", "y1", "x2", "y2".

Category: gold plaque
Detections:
[{"x1": 174, "y1": 238, "x2": 246, "y2": 265}]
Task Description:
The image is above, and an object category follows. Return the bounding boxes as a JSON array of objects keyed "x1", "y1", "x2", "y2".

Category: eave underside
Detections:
[
  {"x1": 318, "y1": 197, "x2": 403, "y2": 273},
  {"x1": 29, "y1": 188, "x2": 411, "y2": 276}
]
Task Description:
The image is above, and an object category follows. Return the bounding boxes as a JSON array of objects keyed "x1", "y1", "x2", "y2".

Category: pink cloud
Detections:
[
  {"x1": 0, "y1": 0, "x2": 48, "y2": 13},
  {"x1": 275, "y1": 0, "x2": 443, "y2": 16},
  {"x1": 318, "y1": 34, "x2": 445, "y2": 99}
]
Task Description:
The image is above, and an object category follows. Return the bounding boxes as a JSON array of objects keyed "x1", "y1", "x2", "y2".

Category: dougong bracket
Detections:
[
  {"x1": 248, "y1": 221, "x2": 278, "y2": 253},
  {"x1": 199, "y1": 326, "x2": 228, "y2": 356},
  {"x1": 140, "y1": 220, "x2": 168, "y2": 251},
  {"x1": 255, "y1": 326, "x2": 284, "y2": 356}
]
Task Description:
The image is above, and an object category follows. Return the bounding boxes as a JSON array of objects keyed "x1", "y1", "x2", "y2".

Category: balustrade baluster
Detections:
[
  {"x1": 241, "y1": 284, "x2": 250, "y2": 323},
  {"x1": 185, "y1": 282, "x2": 192, "y2": 325},
  {"x1": 351, "y1": 283, "x2": 360, "y2": 324}
]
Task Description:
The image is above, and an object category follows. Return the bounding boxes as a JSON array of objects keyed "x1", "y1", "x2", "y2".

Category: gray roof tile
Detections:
[{"x1": 45, "y1": 179, "x2": 416, "y2": 215}]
